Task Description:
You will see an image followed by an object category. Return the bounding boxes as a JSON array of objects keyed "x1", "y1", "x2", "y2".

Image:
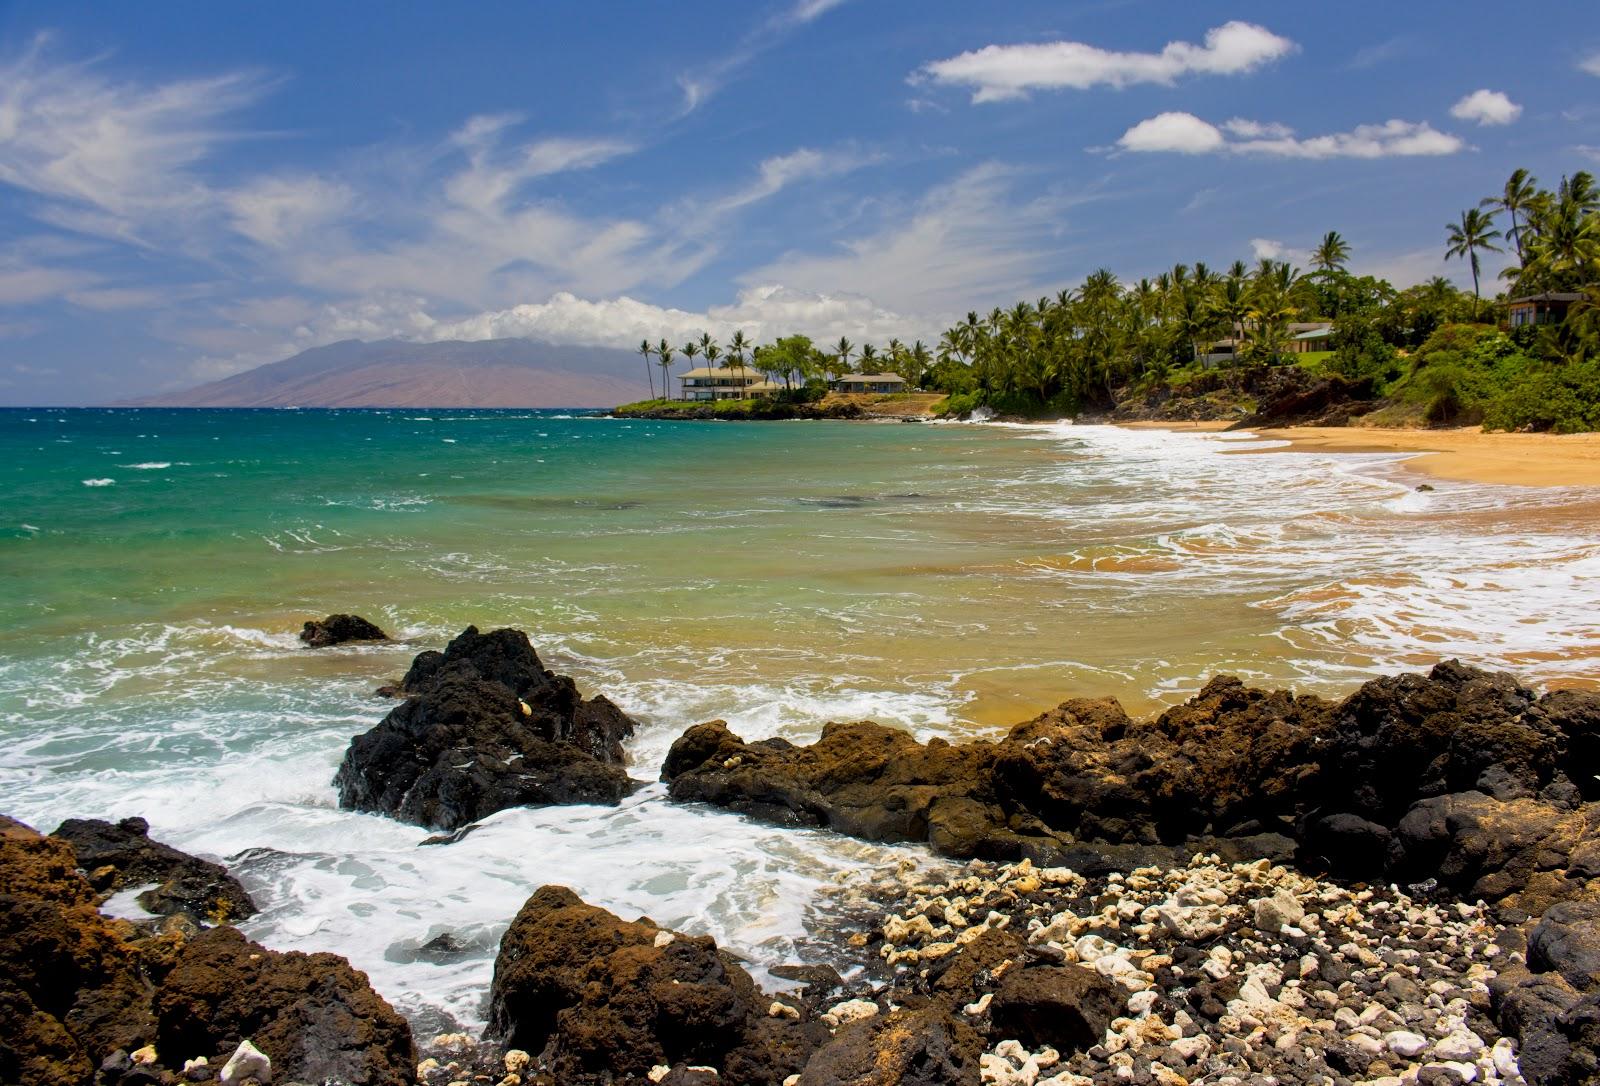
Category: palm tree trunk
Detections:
[{"x1": 1471, "y1": 254, "x2": 1481, "y2": 322}]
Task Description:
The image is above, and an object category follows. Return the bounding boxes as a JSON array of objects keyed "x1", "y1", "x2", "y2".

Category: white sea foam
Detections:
[
  {"x1": 81, "y1": 478, "x2": 115, "y2": 486},
  {"x1": 7, "y1": 416, "x2": 1598, "y2": 1033},
  {"x1": 129, "y1": 462, "x2": 172, "y2": 470}
]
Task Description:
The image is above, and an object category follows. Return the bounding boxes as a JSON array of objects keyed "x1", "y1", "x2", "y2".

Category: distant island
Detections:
[{"x1": 131, "y1": 338, "x2": 645, "y2": 409}]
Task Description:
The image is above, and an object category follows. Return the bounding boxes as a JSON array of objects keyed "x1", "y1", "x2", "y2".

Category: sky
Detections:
[{"x1": 2, "y1": 1, "x2": 1599, "y2": 404}]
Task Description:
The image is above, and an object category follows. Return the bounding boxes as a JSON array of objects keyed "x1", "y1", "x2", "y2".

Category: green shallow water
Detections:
[{"x1": 2, "y1": 406, "x2": 1597, "y2": 1026}]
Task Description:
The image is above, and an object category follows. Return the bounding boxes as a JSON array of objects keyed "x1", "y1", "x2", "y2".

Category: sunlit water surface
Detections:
[{"x1": 3, "y1": 408, "x2": 1596, "y2": 1027}]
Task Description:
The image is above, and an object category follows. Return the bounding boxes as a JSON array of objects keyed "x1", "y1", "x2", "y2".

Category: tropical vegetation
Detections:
[{"x1": 627, "y1": 166, "x2": 1600, "y2": 432}]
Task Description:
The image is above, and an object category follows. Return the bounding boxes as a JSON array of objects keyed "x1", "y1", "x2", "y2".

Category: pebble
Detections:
[
  {"x1": 219, "y1": 1039, "x2": 272, "y2": 1085},
  {"x1": 821, "y1": 998, "x2": 878, "y2": 1027},
  {"x1": 813, "y1": 851, "x2": 1518, "y2": 1086}
]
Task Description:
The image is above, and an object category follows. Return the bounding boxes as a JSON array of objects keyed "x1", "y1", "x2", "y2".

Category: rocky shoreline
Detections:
[{"x1": 3, "y1": 623, "x2": 1596, "y2": 1085}]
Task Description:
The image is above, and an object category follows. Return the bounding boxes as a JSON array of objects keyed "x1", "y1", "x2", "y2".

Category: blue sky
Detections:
[{"x1": 2, "y1": 0, "x2": 1599, "y2": 403}]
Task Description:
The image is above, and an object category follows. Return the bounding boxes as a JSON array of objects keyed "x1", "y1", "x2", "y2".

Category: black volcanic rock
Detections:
[
  {"x1": 335, "y1": 626, "x2": 637, "y2": 830},
  {"x1": 299, "y1": 613, "x2": 388, "y2": 647},
  {"x1": 663, "y1": 661, "x2": 1600, "y2": 912},
  {"x1": 52, "y1": 817, "x2": 255, "y2": 926}
]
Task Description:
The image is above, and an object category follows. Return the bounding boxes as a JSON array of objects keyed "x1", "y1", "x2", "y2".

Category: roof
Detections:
[
  {"x1": 834, "y1": 372, "x2": 906, "y2": 384},
  {"x1": 744, "y1": 380, "x2": 785, "y2": 391},
  {"x1": 1508, "y1": 293, "x2": 1583, "y2": 304},
  {"x1": 677, "y1": 367, "x2": 759, "y2": 379},
  {"x1": 1293, "y1": 327, "x2": 1335, "y2": 340},
  {"x1": 1287, "y1": 322, "x2": 1333, "y2": 333}
]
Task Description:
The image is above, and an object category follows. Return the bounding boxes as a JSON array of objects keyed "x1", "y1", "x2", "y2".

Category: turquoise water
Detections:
[{"x1": 3, "y1": 407, "x2": 1597, "y2": 1026}]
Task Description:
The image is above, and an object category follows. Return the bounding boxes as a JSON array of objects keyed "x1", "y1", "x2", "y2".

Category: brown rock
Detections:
[
  {"x1": 488, "y1": 886, "x2": 782, "y2": 1082},
  {"x1": 0, "y1": 815, "x2": 156, "y2": 1077},
  {"x1": 156, "y1": 925, "x2": 414, "y2": 1085},
  {"x1": 795, "y1": 1005, "x2": 981, "y2": 1086},
  {"x1": 300, "y1": 613, "x2": 388, "y2": 647}
]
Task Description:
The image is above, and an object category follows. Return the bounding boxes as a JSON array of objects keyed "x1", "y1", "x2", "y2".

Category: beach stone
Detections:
[
  {"x1": 299, "y1": 614, "x2": 387, "y2": 647},
  {"x1": 52, "y1": 816, "x2": 256, "y2": 926},
  {"x1": 988, "y1": 964, "x2": 1123, "y2": 1054},
  {"x1": 335, "y1": 626, "x2": 637, "y2": 829},
  {"x1": 1252, "y1": 891, "x2": 1304, "y2": 933},
  {"x1": 219, "y1": 1039, "x2": 271, "y2": 1084},
  {"x1": 1384, "y1": 1031, "x2": 1428, "y2": 1058}
]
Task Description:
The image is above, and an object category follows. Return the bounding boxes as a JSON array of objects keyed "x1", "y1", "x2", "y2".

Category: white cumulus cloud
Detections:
[
  {"x1": 1581, "y1": 52, "x2": 1600, "y2": 77},
  {"x1": 1450, "y1": 89, "x2": 1521, "y2": 126},
  {"x1": 1118, "y1": 113, "x2": 1226, "y2": 153},
  {"x1": 417, "y1": 285, "x2": 925, "y2": 350},
  {"x1": 1115, "y1": 113, "x2": 1466, "y2": 159},
  {"x1": 919, "y1": 21, "x2": 1295, "y2": 103}
]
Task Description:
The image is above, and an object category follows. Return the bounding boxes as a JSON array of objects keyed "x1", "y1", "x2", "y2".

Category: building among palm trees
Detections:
[
  {"x1": 1507, "y1": 292, "x2": 1581, "y2": 328},
  {"x1": 1287, "y1": 321, "x2": 1334, "y2": 353},
  {"x1": 677, "y1": 367, "x2": 782, "y2": 401},
  {"x1": 829, "y1": 372, "x2": 908, "y2": 394}
]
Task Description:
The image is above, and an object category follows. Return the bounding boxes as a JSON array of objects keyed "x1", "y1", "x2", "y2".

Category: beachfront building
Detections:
[
  {"x1": 1287, "y1": 322, "x2": 1334, "y2": 353},
  {"x1": 830, "y1": 372, "x2": 908, "y2": 394},
  {"x1": 678, "y1": 367, "x2": 774, "y2": 401},
  {"x1": 1507, "y1": 292, "x2": 1581, "y2": 328},
  {"x1": 1201, "y1": 321, "x2": 1333, "y2": 364}
]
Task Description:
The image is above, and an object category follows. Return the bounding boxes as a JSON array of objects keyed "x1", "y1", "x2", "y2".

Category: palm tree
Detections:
[
  {"x1": 1445, "y1": 208, "x2": 1504, "y2": 319},
  {"x1": 1481, "y1": 169, "x2": 1538, "y2": 265},
  {"x1": 834, "y1": 337, "x2": 854, "y2": 374},
  {"x1": 1312, "y1": 231, "x2": 1351, "y2": 276},
  {"x1": 656, "y1": 339, "x2": 676, "y2": 400},
  {"x1": 908, "y1": 341, "x2": 931, "y2": 388},
  {"x1": 637, "y1": 338, "x2": 656, "y2": 399},
  {"x1": 726, "y1": 330, "x2": 750, "y2": 400}
]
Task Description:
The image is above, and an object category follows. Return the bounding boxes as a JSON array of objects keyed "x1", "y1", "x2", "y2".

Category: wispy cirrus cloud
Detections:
[
  {"x1": 0, "y1": 34, "x2": 271, "y2": 246},
  {"x1": 1116, "y1": 112, "x2": 1466, "y2": 159},
  {"x1": 745, "y1": 163, "x2": 1071, "y2": 317},
  {"x1": 1580, "y1": 52, "x2": 1600, "y2": 77},
  {"x1": 918, "y1": 21, "x2": 1295, "y2": 104},
  {"x1": 709, "y1": 146, "x2": 884, "y2": 215},
  {"x1": 1346, "y1": 35, "x2": 1417, "y2": 70},
  {"x1": 675, "y1": 0, "x2": 854, "y2": 114}
]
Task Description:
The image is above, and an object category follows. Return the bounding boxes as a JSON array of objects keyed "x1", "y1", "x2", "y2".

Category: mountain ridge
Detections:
[{"x1": 129, "y1": 338, "x2": 653, "y2": 408}]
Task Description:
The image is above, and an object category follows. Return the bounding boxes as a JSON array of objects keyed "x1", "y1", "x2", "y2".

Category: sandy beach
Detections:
[{"x1": 1119, "y1": 420, "x2": 1600, "y2": 488}]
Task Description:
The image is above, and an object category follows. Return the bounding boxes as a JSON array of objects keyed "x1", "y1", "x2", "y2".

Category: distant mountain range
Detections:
[{"x1": 133, "y1": 338, "x2": 652, "y2": 408}]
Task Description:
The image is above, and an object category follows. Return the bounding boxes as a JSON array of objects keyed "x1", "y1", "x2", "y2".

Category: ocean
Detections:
[{"x1": 3, "y1": 407, "x2": 1597, "y2": 1028}]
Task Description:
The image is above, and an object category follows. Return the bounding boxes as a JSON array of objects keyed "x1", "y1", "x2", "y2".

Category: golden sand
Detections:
[
  {"x1": 1117, "y1": 421, "x2": 1600, "y2": 488},
  {"x1": 1258, "y1": 426, "x2": 1600, "y2": 488}
]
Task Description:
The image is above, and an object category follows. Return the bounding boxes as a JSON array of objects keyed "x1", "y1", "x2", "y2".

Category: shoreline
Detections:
[{"x1": 1118, "y1": 420, "x2": 1600, "y2": 488}]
